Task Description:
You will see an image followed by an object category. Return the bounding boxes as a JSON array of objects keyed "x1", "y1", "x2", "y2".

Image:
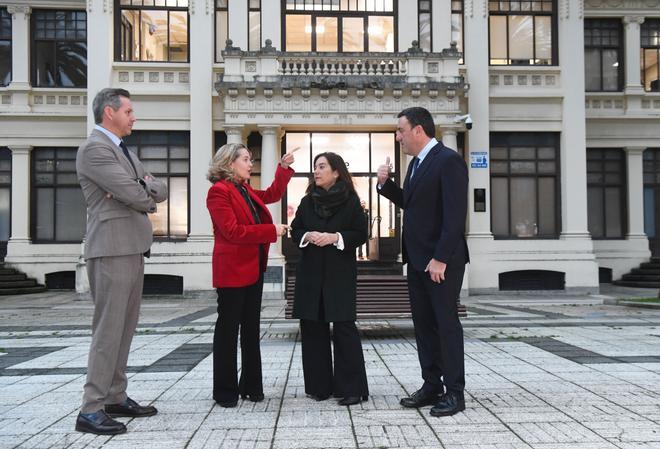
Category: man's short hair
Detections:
[
  {"x1": 397, "y1": 107, "x2": 435, "y2": 138},
  {"x1": 92, "y1": 88, "x2": 131, "y2": 124}
]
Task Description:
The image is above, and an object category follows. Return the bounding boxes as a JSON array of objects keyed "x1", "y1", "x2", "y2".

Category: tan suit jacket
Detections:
[{"x1": 76, "y1": 129, "x2": 167, "y2": 259}]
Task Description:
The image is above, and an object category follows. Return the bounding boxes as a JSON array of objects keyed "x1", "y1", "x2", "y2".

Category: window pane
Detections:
[
  {"x1": 419, "y1": 12, "x2": 431, "y2": 52},
  {"x1": 510, "y1": 177, "x2": 537, "y2": 237},
  {"x1": 35, "y1": 189, "x2": 54, "y2": 240},
  {"x1": 316, "y1": 16, "x2": 338, "y2": 52},
  {"x1": 343, "y1": 17, "x2": 364, "y2": 52},
  {"x1": 368, "y1": 16, "x2": 393, "y2": 52},
  {"x1": 287, "y1": 177, "x2": 310, "y2": 225},
  {"x1": 584, "y1": 48, "x2": 601, "y2": 91},
  {"x1": 0, "y1": 188, "x2": 10, "y2": 241},
  {"x1": 538, "y1": 177, "x2": 555, "y2": 236},
  {"x1": 215, "y1": 10, "x2": 228, "y2": 61},
  {"x1": 168, "y1": 11, "x2": 188, "y2": 61},
  {"x1": 602, "y1": 49, "x2": 619, "y2": 91},
  {"x1": 56, "y1": 42, "x2": 87, "y2": 87},
  {"x1": 150, "y1": 198, "x2": 168, "y2": 235},
  {"x1": 286, "y1": 15, "x2": 312, "y2": 51},
  {"x1": 0, "y1": 40, "x2": 10, "y2": 86},
  {"x1": 55, "y1": 188, "x2": 86, "y2": 241},
  {"x1": 490, "y1": 16, "x2": 508, "y2": 63},
  {"x1": 491, "y1": 177, "x2": 509, "y2": 236},
  {"x1": 643, "y1": 49, "x2": 659, "y2": 91},
  {"x1": 287, "y1": 133, "x2": 311, "y2": 172},
  {"x1": 605, "y1": 187, "x2": 622, "y2": 237},
  {"x1": 312, "y1": 133, "x2": 370, "y2": 172},
  {"x1": 139, "y1": 10, "x2": 165, "y2": 61},
  {"x1": 588, "y1": 186, "x2": 603, "y2": 238},
  {"x1": 248, "y1": 11, "x2": 261, "y2": 51},
  {"x1": 34, "y1": 42, "x2": 56, "y2": 87},
  {"x1": 121, "y1": 10, "x2": 140, "y2": 61},
  {"x1": 370, "y1": 133, "x2": 395, "y2": 172},
  {"x1": 451, "y1": 13, "x2": 463, "y2": 56},
  {"x1": 169, "y1": 177, "x2": 188, "y2": 236},
  {"x1": 509, "y1": 15, "x2": 533, "y2": 63},
  {"x1": 534, "y1": 15, "x2": 551, "y2": 63}
]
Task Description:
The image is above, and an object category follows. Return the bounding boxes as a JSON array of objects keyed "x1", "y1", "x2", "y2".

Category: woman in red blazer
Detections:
[{"x1": 206, "y1": 142, "x2": 294, "y2": 407}]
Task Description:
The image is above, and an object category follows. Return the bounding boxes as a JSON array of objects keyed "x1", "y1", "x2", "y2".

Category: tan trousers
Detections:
[{"x1": 81, "y1": 254, "x2": 144, "y2": 413}]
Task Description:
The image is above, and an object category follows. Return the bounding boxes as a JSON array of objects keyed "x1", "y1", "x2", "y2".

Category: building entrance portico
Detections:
[{"x1": 281, "y1": 131, "x2": 401, "y2": 262}]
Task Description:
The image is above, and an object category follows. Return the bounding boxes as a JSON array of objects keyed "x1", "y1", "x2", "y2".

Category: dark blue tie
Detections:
[
  {"x1": 410, "y1": 157, "x2": 420, "y2": 179},
  {"x1": 119, "y1": 141, "x2": 138, "y2": 176}
]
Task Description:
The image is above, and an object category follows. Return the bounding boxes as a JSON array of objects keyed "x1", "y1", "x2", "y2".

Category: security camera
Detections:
[{"x1": 454, "y1": 114, "x2": 473, "y2": 130}]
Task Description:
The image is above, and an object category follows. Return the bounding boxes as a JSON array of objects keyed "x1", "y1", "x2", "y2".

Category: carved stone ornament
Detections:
[
  {"x1": 624, "y1": 15, "x2": 645, "y2": 25},
  {"x1": 585, "y1": 0, "x2": 660, "y2": 8},
  {"x1": 6, "y1": 5, "x2": 31, "y2": 16}
]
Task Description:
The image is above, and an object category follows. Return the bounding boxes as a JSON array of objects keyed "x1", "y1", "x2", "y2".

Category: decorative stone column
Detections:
[
  {"x1": 7, "y1": 145, "x2": 31, "y2": 244},
  {"x1": 623, "y1": 16, "x2": 644, "y2": 94},
  {"x1": 625, "y1": 147, "x2": 646, "y2": 240},
  {"x1": 6, "y1": 5, "x2": 31, "y2": 112},
  {"x1": 225, "y1": 126, "x2": 244, "y2": 144},
  {"x1": 559, "y1": 5, "x2": 590, "y2": 241},
  {"x1": 623, "y1": 16, "x2": 645, "y2": 112},
  {"x1": 258, "y1": 125, "x2": 283, "y2": 259},
  {"x1": 86, "y1": 0, "x2": 114, "y2": 134},
  {"x1": 440, "y1": 128, "x2": 458, "y2": 152},
  {"x1": 188, "y1": 0, "x2": 214, "y2": 241}
]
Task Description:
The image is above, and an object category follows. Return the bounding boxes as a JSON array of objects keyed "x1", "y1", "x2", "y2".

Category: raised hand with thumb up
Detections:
[{"x1": 377, "y1": 156, "x2": 392, "y2": 185}]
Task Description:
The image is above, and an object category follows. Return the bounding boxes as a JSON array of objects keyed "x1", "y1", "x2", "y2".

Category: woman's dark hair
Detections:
[{"x1": 306, "y1": 152, "x2": 356, "y2": 194}]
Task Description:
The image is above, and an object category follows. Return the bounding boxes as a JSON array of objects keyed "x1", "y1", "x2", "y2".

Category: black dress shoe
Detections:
[
  {"x1": 306, "y1": 393, "x2": 330, "y2": 401},
  {"x1": 338, "y1": 395, "x2": 367, "y2": 406},
  {"x1": 400, "y1": 389, "x2": 441, "y2": 408},
  {"x1": 75, "y1": 410, "x2": 127, "y2": 435},
  {"x1": 105, "y1": 397, "x2": 157, "y2": 418},
  {"x1": 216, "y1": 399, "x2": 238, "y2": 408},
  {"x1": 430, "y1": 392, "x2": 465, "y2": 417},
  {"x1": 241, "y1": 393, "x2": 265, "y2": 402}
]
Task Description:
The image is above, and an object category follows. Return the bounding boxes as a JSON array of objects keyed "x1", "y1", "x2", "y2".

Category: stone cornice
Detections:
[
  {"x1": 216, "y1": 76, "x2": 466, "y2": 97},
  {"x1": 585, "y1": 0, "x2": 660, "y2": 11}
]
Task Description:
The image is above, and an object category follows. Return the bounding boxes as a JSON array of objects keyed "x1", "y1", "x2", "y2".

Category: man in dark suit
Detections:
[
  {"x1": 377, "y1": 107, "x2": 469, "y2": 417},
  {"x1": 75, "y1": 88, "x2": 167, "y2": 434}
]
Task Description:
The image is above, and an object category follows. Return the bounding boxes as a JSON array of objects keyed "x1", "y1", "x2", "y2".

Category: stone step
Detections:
[
  {"x1": 0, "y1": 285, "x2": 48, "y2": 295},
  {"x1": 0, "y1": 273, "x2": 27, "y2": 282},
  {"x1": 613, "y1": 280, "x2": 660, "y2": 288},
  {"x1": 621, "y1": 274, "x2": 660, "y2": 282}
]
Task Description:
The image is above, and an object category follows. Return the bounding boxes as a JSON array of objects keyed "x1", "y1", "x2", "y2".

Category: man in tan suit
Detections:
[{"x1": 75, "y1": 88, "x2": 167, "y2": 435}]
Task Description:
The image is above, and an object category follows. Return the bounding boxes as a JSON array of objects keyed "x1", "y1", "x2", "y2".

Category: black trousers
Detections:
[
  {"x1": 213, "y1": 276, "x2": 264, "y2": 403},
  {"x1": 407, "y1": 261, "x2": 465, "y2": 395},
  {"x1": 300, "y1": 319, "x2": 369, "y2": 398}
]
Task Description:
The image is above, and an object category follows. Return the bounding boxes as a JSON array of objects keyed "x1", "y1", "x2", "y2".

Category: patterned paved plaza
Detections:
[{"x1": 0, "y1": 287, "x2": 659, "y2": 449}]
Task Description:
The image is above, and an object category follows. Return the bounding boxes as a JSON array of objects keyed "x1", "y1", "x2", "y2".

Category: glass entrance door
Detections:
[{"x1": 282, "y1": 132, "x2": 400, "y2": 262}]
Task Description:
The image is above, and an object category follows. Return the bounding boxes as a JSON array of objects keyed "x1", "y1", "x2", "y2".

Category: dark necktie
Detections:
[
  {"x1": 119, "y1": 141, "x2": 138, "y2": 177},
  {"x1": 236, "y1": 184, "x2": 261, "y2": 224},
  {"x1": 410, "y1": 157, "x2": 420, "y2": 179}
]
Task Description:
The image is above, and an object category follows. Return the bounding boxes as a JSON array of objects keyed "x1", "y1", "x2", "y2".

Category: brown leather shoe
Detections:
[{"x1": 105, "y1": 397, "x2": 157, "y2": 418}]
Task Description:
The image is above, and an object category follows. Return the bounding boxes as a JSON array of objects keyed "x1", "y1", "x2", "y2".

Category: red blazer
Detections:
[{"x1": 207, "y1": 164, "x2": 294, "y2": 288}]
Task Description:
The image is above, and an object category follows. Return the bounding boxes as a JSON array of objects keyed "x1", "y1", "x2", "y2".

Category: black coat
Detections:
[{"x1": 291, "y1": 191, "x2": 368, "y2": 322}]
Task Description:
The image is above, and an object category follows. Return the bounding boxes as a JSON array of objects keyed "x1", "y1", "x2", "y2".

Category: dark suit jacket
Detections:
[
  {"x1": 290, "y1": 192, "x2": 368, "y2": 322},
  {"x1": 379, "y1": 141, "x2": 469, "y2": 272}
]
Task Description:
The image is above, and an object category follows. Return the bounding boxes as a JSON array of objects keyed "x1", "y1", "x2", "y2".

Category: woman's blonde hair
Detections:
[{"x1": 207, "y1": 143, "x2": 250, "y2": 183}]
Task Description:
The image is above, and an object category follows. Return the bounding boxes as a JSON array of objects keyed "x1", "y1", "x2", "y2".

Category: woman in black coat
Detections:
[{"x1": 291, "y1": 152, "x2": 369, "y2": 406}]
